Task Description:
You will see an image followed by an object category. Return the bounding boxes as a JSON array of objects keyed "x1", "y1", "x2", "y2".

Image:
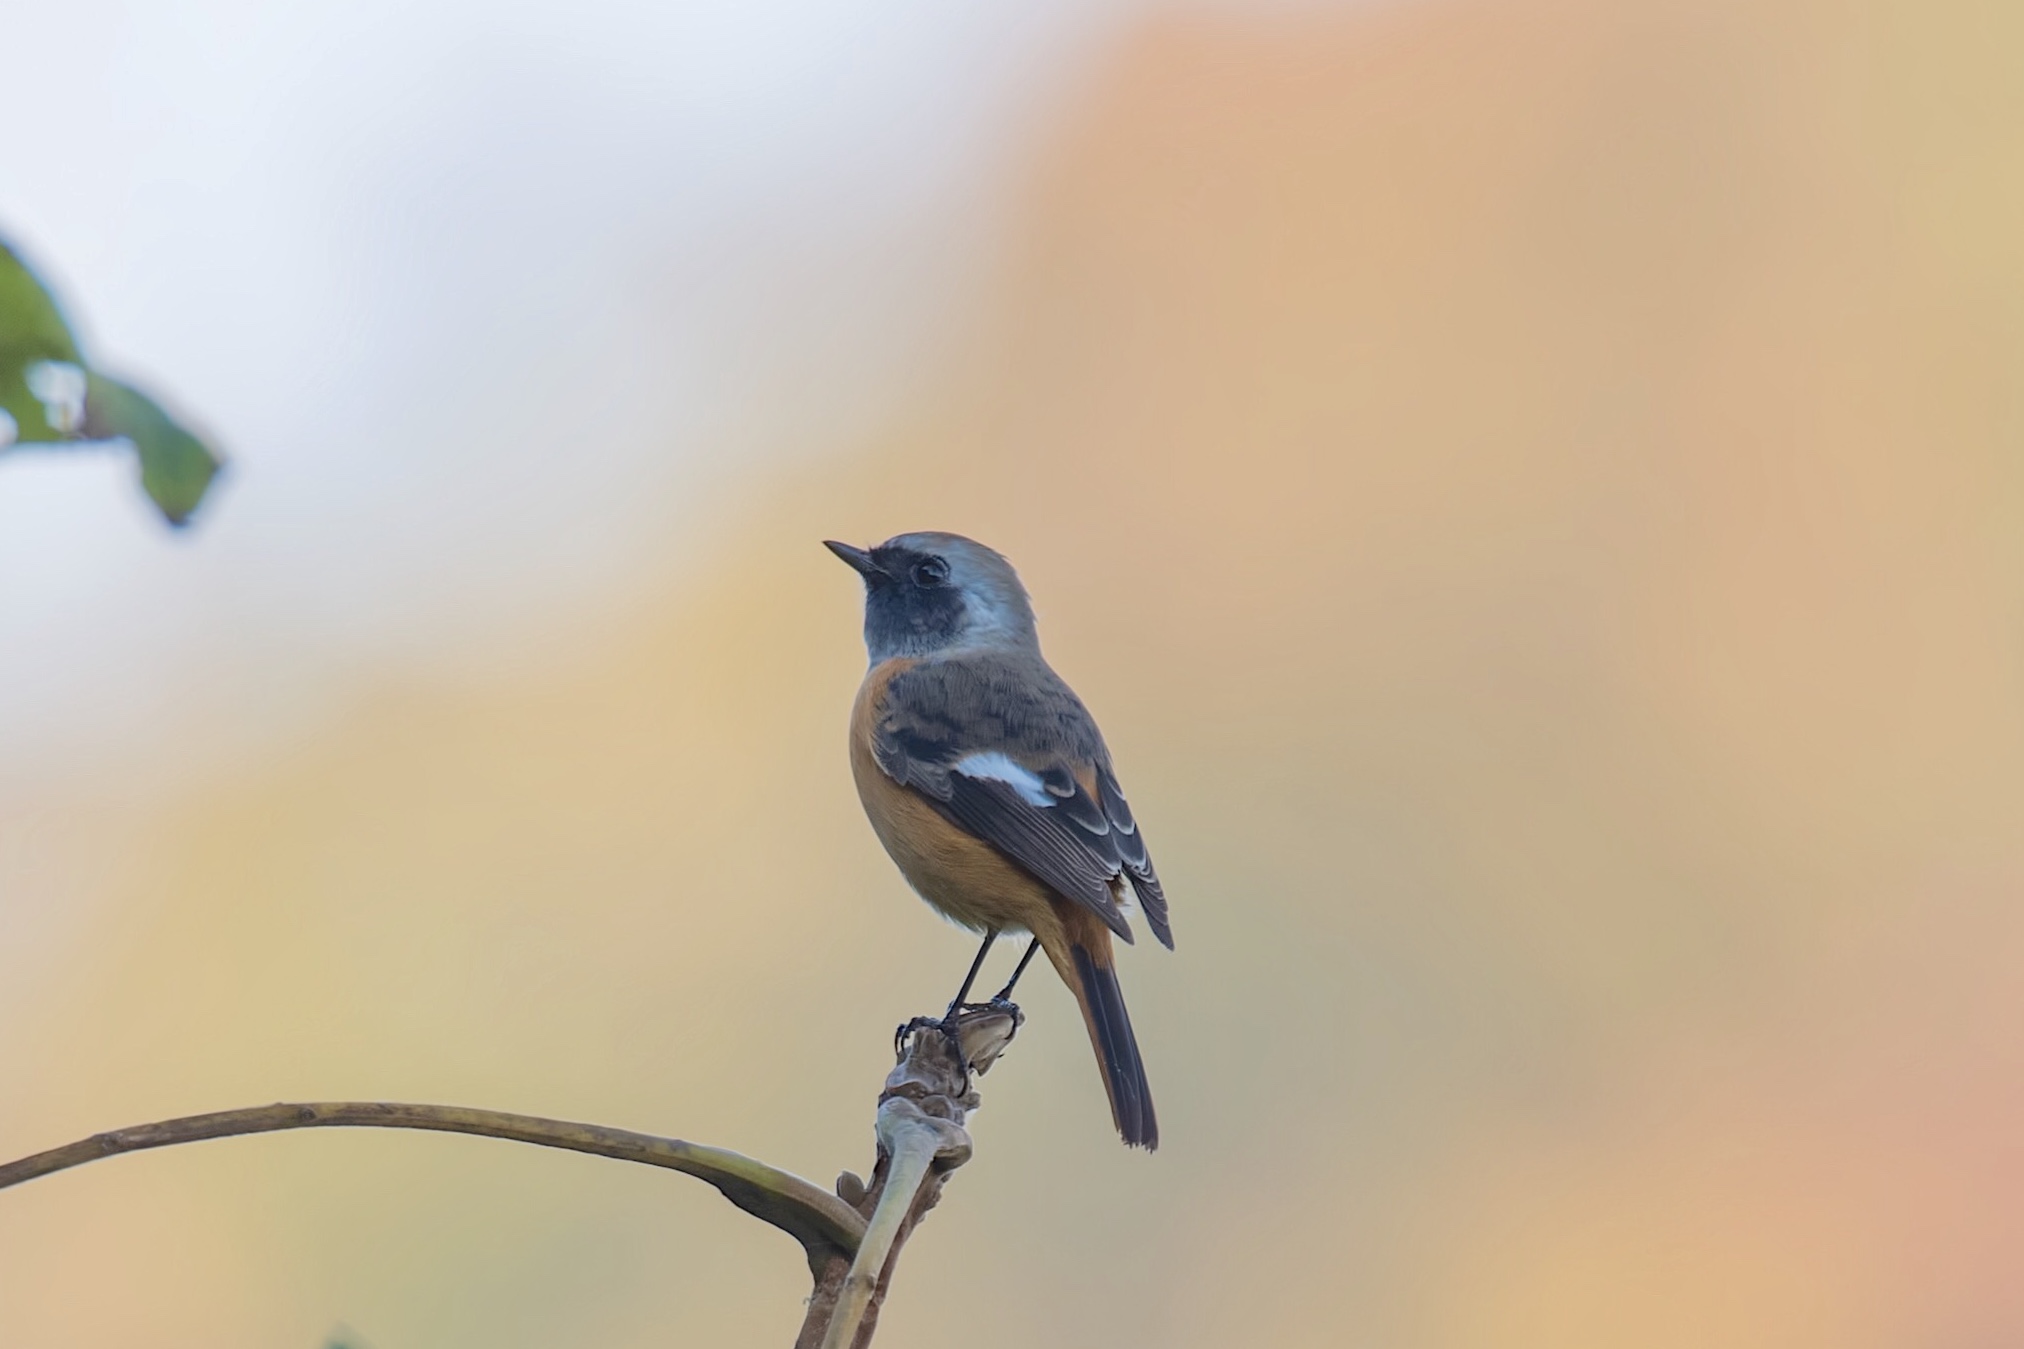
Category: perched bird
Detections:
[{"x1": 826, "y1": 532, "x2": 1173, "y2": 1149}]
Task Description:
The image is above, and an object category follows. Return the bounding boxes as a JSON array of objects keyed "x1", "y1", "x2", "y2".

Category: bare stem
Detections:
[
  {"x1": 820, "y1": 1111, "x2": 942, "y2": 1349},
  {"x1": 0, "y1": 1007, "x2": 1023, "y2": 1348},
  {"x1": 803, "y1": 1004, "x2": 1020, "y2": 1349},
  {"x1": 0, "y1": 1100, "x2": 864, "y2": 1270}
]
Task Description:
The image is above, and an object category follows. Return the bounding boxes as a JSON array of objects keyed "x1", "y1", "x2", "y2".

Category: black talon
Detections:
[
  {"x1": 938, "y1": 1012, "x2": 971, "y2": 1095},
  {"x1": 895, "y1": 1014, "x2": 944, "y2": 1061}
]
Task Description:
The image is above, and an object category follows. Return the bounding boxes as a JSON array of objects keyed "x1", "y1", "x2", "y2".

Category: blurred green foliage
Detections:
[{"x1": 0, "y1": 237, "x2": 223, "y2": 526}]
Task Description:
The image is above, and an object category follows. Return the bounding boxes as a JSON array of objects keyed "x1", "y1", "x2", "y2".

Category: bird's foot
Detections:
[
  {"x1": 939, "y1": 1012, "x2": 972, "y2": 1096},
  {"x1": 975, "y1": 992, "x2": 1023, "y2": 1019},
  {"x1": 893, "y1": 1015, "x2": 941, "y2": 1061},
  {"x1": 893, "y1": 1010, "x2": 978, "y2": 1095},
  {"x1": 896, "y1": 999, "x2": 1025, "y2": 1090}
]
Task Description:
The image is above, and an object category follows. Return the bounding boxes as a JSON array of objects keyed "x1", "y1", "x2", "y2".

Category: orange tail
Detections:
[{"x1": 1043, "y1": 908, "x2": 1158, "y2": 1149}]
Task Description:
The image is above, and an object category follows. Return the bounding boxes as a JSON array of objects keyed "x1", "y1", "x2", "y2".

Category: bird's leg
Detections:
[
  {"x1": 984, "y1": 937, "x2": 1041, "y2": 1010},
  {"x1": 936, "y1": 928, "x2": 997, "y2": 1083},
  {"x1": 944, "y1": 928, "x2": 998, "y2": 1021},
  {"x1": 894, "y1": 929, "x2": 998, "y2": 1079}
]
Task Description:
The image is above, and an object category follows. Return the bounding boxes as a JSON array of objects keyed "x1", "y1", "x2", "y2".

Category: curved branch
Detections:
[{"x1": 0, "y1": 1101, "x2": 864, "y2": 1265}]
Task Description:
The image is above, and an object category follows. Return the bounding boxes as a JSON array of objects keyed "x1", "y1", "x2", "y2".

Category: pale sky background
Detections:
[{"x1": 0, "y1": 0, "x2": 1205, "y2": 806}]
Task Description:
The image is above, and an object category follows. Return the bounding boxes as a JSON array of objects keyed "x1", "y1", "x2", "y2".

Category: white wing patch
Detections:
[{"x1": 953, "y1": 751, "x2": 1054, "y2": 807}]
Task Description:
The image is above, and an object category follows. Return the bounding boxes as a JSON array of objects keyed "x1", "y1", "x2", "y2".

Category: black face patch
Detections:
[{"x1": 862, "y1": 546, "x2": 968, "y2": 659}]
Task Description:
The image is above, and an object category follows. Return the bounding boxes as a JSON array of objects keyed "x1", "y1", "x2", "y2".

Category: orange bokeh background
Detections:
[{"x1": 6, "y1": 0, "x2": 2024, "y2": 1344}]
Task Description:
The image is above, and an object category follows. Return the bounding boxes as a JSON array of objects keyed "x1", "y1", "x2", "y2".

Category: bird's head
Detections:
[{"x1": 824, "y1": 531, "x2": 1037, "y2": 662}]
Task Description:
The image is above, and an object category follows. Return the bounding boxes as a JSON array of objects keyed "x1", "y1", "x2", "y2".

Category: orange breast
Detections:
[{"x1": 848, "y1": 659, "x2": 1067, "y2": 945}]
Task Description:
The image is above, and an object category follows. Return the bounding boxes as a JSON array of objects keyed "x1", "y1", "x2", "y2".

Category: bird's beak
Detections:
[{"x1": 823, "y1": 540, "x2": 883, "y2": 579}]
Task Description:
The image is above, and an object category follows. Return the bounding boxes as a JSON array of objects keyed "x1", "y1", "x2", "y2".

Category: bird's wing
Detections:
[
  {"x1": 1093, "y1": 761, "x2": 1171, "y2": 949},
  {"x1": 872, "y1": 659, "x2": 1173, "y2": 950}
]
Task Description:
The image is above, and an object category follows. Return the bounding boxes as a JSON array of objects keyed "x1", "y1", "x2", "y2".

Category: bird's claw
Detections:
[
  {"x1": 893, "y1": 1012, "x2": 975, "y2": 1094},
  {"x1": 893, "y1": 1015, "x2": 942, "y2": 1061}
]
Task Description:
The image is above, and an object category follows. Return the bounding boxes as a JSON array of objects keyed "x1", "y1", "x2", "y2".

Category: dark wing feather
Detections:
[
  {"x1": 872, "y1": 658, "x2": 1169, "y2": 946},
  {"x1": 1097, "y1": 765, "x2": 1172, "y2": 949},
  {"x1": 939, "y1": 774, "x2": 1133, "y2": 941}
]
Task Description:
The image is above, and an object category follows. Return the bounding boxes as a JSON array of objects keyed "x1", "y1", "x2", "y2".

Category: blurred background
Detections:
[{"x1": 5, "y1": 0, "x2": 2024, "y2": 1344}]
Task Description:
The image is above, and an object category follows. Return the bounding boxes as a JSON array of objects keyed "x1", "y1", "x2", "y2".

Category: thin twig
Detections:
[
  {"x1": 0, "y1": 1101, "x2": 864, "y2": 1268},
  {"x1": 2, "y1": 1011, "x2": 1023, "y2": 1347}
]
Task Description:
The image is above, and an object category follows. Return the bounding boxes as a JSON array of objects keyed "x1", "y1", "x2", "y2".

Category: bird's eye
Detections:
[{"x1": 912, "y1": 557, "x2": 950, "y2": 588}]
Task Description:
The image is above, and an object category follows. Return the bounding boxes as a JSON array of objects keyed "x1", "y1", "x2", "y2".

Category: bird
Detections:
[{"x1": 826, "y1": 531, "x2": 1173, "y2": 1149}]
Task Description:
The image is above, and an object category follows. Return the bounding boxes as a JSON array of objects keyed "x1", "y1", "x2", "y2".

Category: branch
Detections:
[
  {"x1": 818, "y1": 1099, "x2": 966, "y2": 1349},
  {"x1": 0, "y1": 1100, "x2": 864, "y2": 1270},
  {"x1": 1, "y1": 1006, "x2": 1025, "y2": 1346},
  {"x1": 799, "y1": 1004, "x2": 1021, "y2": 1349}
]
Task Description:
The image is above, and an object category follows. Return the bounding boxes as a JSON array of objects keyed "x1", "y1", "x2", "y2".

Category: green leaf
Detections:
[
  {"x1": 0, "y1": 234, "x2": 225, "y2": 525},
  {"x1": 0, "y1": 238, "x2": 86, "y2": 446},
  {"x1": 82, "y1": 371, "x2": 224, "y2": 526}
]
